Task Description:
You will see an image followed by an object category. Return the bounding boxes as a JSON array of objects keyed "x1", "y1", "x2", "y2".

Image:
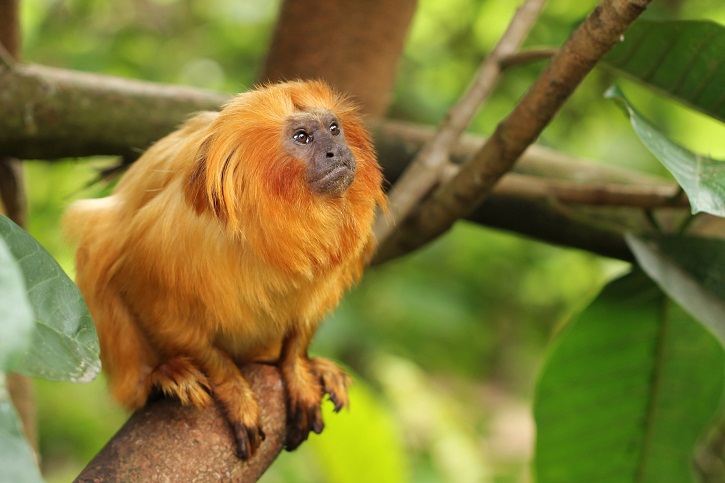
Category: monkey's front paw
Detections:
[
  {"x1": 309, "y1": 357, "x2": 351, "y2": 412},
  {"x1": 213, "y1": 377, "x2": 265, "y2": 460},
  {"x1": 150, "y1": 356, "x2": 213, "y2": 408},
  {"x1": 285, "y1": 396, "x2": 324, "y2": 451},
  {"x1": 230, "y1": 420, "x2": 266, "y2": 460}
]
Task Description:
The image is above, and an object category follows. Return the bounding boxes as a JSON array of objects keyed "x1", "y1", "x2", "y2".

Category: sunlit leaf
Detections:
[
  {"x1": 0, "y1": 377, "x2": 44, "y2": 483},
  {"x1": 603, "y1": 20, "x2": 725, "y2": 123},
  {"x1": 626, "y1": 233, "x2": 725, "y2": 346},
  {"x1": 307, "y1": 370, "x2": 409, "y2": 483},
  {"x1": 606, "y1": 86, "x2": 725, "y2": 217},
  {"x1": 0, "y1": 216, "x2": 100, "y2": 382},
  {"x1": 0, "y1": 237, "x2": 33, "y2": 370},
  {"x1": 534, "y1": 270, "x2": 724, "y2": 483}
]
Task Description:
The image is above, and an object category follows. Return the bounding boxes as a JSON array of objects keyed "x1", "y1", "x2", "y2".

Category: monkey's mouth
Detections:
[{"x1": 309, "y1": 165, "x2": 355, "y2": 196}]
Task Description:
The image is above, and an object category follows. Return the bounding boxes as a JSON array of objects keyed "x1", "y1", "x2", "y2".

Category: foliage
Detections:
[
  {"x1": 0, "y1": 217, "x2": 100, "y2": 482},
  {"x1": 531, "y1": 15, "x2": 725, "y2": 483},
  {"x1": 535, "y1": 270, "x2": 724, "y2": 482},
  {"x1": 6, "y1": 0, "x2": 725, "y2": 482},
  {"x1": 607, "y1": 86, "x2": 725, "y2": 217}
]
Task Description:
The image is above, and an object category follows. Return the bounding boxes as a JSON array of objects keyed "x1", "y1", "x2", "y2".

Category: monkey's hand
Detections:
[
  {"x1": 279, "y1": 354, "x2": 352, "y2": 451},
  {"x1": 310, "y1": 357, "x2": 351, "y2": 412},
  {"x1": 162, "y1": 348, "x2": 265, "y2": 459},
  {"x1": 280, "y1": 356, "x2": 325, "y2": 451}
]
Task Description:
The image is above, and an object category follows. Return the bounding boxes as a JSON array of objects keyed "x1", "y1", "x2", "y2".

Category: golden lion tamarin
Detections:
[{"x1": 64, "y1": 80, "x2": 387, "y2": 459}]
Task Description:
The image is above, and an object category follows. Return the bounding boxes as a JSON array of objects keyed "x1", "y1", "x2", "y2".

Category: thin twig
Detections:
[
  {"x1": 373, "y1": 0, "x2": 548, "y2": 243},
  {"x1": 499, "y1": 47, "x2": 558, "y2": 68},
  {"x1": 375, "y1": 0, "x2": 654, "y2": 264},
  {"x1": 493, "y1": 172, "x2": 688, "y2": 208}
]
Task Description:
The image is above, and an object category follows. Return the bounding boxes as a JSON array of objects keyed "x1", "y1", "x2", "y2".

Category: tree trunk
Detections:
[{"x1": 260, "y1": 0, "x2": 417, "y2": 117}]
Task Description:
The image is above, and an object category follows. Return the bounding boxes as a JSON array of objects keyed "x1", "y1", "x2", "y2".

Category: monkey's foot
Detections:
[
  {"x1": 150, "y1": 356, "x2": 213, "y2": 408},
  {"x1": 284, "y1": 390, "x2": 324, "y2": 451},
  {"x1": 213, "y1": 377, "x2": 266, "y2": 460},
  {"x1": 279, "y1": 357, "x2": 325, "y2": 451},
  {"x1": 310, "y1": 357, "x2": 351, "y2": 412},
  {"x1": 228, "y1": 419, "x2": 266, "y2": 460}
]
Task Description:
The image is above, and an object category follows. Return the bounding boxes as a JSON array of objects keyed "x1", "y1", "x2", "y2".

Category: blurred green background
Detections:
[{"x1": 18, "y1": 0, "x2": 725, "y2": 481}]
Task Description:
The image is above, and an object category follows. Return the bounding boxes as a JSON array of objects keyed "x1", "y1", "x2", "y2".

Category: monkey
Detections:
[{"x1": 63, "y1": 80, "x2": 387, "y2": 459}]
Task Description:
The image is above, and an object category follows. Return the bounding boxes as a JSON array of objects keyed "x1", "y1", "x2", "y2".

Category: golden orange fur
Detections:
[{"x1": 64, "y1": 80, "x2": 387, "y2": 458}]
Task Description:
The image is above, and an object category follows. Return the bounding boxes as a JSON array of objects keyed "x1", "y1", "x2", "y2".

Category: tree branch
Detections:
[
  {"x1": 0, "y1": 58, "x2": 688, "y2": 260},
  {"x1": 0, "y1": 63, "x2": 228, "y2": 160},
  {"x1": 75, "y1": 364, "x2": 287, "y2": 482},
  {"x1": 374, "y1": 0, "x2": 548, "y2": 244},
  {"x1": 492, "y1": 173, "x2": 687, "y2": 208},
  {"x1": 374, "y1": 0, "x2": 654, "y2": 264},
  {"x1": 499, "y1": 47, "x2": 558, "y2": 68}
]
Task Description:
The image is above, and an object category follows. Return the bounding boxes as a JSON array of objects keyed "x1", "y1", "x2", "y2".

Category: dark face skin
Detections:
[{"x1": 283, "y1": 110, "x2": 356, "y2": 196}]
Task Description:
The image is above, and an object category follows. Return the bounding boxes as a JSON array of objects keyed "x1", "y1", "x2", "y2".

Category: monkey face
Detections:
[{"x1": 284, "y1": 111, "x2": 356, "y2": 196}]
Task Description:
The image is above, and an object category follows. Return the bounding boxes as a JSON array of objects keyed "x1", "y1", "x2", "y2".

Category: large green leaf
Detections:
[
  {"x1": 0, "y1": 379, "x2": 43, "y2": 483},
  {"x1": 0, "y1": 235, "x2": 44, "y2": 483},
  {"x1": 603, "y1": 20, "x2": 725, "y2": 123},
  {"x1": 0, "y1": 216, "x2": 100, "y2": 382},
  {"x1": 606, "y1": 86, "x2": 725, "y2": 217},
  {"x1": 626, "y1": 233, "x2": 725, "y2": 346},
  {"x1": 0, "y1": 237, "x2": 33, "y2": 370},
  {"x1": 534, "y1": 270, "x2": 724, "y2": 483}
]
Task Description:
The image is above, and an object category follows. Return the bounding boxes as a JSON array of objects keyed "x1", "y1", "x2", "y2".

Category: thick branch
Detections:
[
  {"x1": 75, "y1": 364, "x2": 286, "y2": 482},
  {"x1": 0, "y1": 63, "x2": 684, "y2": 262},
  {"x1": 375, "y1": 0, "x2": 654, "y2": 263},
  {"x1": 0, "y1": 63, "x2": 228, "y2": 160}
]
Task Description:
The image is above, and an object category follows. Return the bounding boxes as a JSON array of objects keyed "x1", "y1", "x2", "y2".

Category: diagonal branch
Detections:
[
  {"x1": 75, "y1": 364, "x2": 287, "y2": 482},
  {"x1": 375, "y1": 0, "x2": 654, "y2": 264},
  {"x1": 374, "y1": 0, "x2": 548, "y2": 243}
]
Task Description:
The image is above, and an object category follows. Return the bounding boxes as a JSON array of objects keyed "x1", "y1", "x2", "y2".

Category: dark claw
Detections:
[
  {"x1": 312, "y1": 409, "x2": 325, "y2": 434},
  {"x1": 285, "y1": 401, "x2": 325, "y2": 450},
  {"x1": 328, "y1": 391, "x2": 345, "y2": 412},
  {"x1": 230, "y1": 421, "x2": 264, "y2": 460},
  {"x1": 232, "y1": 422, "x2": 251, "y2": 460}
]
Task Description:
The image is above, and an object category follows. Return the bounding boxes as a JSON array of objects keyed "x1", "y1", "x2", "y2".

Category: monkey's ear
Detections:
[
  {"x1": 185, "y1": 135, "x2": 215, "y2": 216},
  {"x1": 185, "y1": 134, "x2": 233, "y2": 225}
]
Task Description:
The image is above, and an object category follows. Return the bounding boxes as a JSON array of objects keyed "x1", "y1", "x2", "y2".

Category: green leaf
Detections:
[
  {"x1": 0, "y1": 378, "x2": 44, "y2": 483},
  {"x1": 626, "y1": 233, "x2": 725, "y2": 346},
  {"x1": 0, "y1": 216, "x2": 100, "y2": 382},
  {"x1": 308, "y1": 371, "x2": 409, "y2": 483},
  {"x1": 606, "y1": 86, "x2": 725, "y2": 217},
  {"x1": 603, "y1": 20, "x2": 725, "y2": 123},
  {"x1": 534, "y1": 270, "x2": 725, "y2": 483},
  {"x1": 0, "y1": 237, "x2": 34, "y2": 370}
]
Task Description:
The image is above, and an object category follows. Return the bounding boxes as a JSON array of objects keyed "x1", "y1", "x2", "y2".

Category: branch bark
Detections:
[
  {"x1": 374, "y1": 0, "x2": 654, "y2": 263},
  {"x1": 0, "y1": 63, "x2": 228, "y2": 160},
  {"x1": 260, "y1": 0, "x2": 417, "y2": 117},
  {"x1": 75, "y1": 364, "x2": 287, "y2": 483}
]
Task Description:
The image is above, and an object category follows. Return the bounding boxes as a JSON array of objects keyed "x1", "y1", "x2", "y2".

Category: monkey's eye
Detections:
[
  {"x1": 329, "y1": 122, "x2": 341, "y2": 136},
  {"x1": 293, "y1": 130, "x2": 313, "y2": 145}
]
